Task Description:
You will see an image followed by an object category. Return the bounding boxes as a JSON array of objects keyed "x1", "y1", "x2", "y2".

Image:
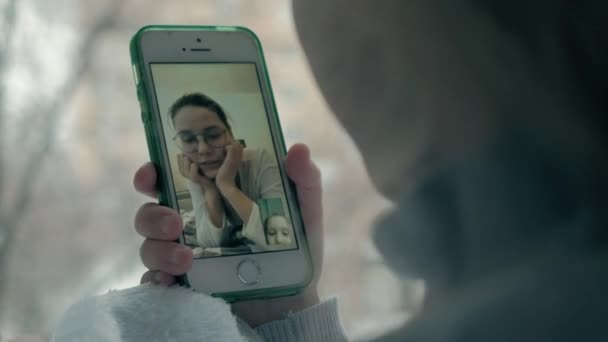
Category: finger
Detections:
[
  {"x1": 285, "y1": 143, "x2": 323, "y2": 281},
  {"x1": 140, "y1": 270, "x2": 176, "y2": 286},
  {"x1": 234, "y1": 141, "x2": 244, "y2": 156},
  {"x1": 140, "y1": 270, "x2": 156, "y2": 283},
  {"x1": 180, "y1": 155, "x2": 191, "y2": 179},
  {"x1": 189, "y1": 161, "x2": 200, "y2": 181},
  {"x1": 134, "y1": 203, "x2": 183, "y2": 240},
  {"x1": 224, "y1": 143, "x2": 234, "y2": 158},
  {"x1": 225, "y1": 145, "x2": 235, "y2": 164},
  {"x1": 140, "y1": 239, "x2": 193, "y2": 275},
  {"x1": 222, "y1": 142, "x2": 242, "y2": 168},
  {"x1": 133, "y1": 162, "x2": 157, "y2": 198},
  {"x1": 177, "y1": 154, "x2": 185, "y2": 177},
  {"x1": 285, "y1": 143, "x2": 323, "y2": 232}
]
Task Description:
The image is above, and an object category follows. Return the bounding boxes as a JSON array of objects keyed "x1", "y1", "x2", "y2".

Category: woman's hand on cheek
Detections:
[
  {"x1": 215, "y1": 139, "x2": 244, "y2": 193},
  {"x1": 177, "y1": 154, "x2": 215, "y2": 192}
]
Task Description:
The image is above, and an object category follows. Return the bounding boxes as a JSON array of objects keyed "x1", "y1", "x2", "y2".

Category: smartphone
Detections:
[{"x1": 130, "y1": 25, "x2": 313, "y2": 302}]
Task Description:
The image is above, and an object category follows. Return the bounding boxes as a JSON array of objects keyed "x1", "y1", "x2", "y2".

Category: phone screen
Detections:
[{"x1": 150, "y1": 63, "x2": 298, "y2": 259}]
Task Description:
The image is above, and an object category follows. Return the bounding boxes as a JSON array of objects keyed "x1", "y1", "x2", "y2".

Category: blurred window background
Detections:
[{"x1": 0, "y1": 1, "x2": 423, "y2": 340}]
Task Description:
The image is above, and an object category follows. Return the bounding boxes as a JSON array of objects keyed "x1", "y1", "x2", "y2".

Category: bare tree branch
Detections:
[
  {"x1": 0, "y1": 0, "x2": 18, "y2": 216},
  {"x1": 0, "y1": 0, "x2": 125, "y2": 321},
  {"x1": 9, "y1": 0, "x2": 123, "y2": 222}
]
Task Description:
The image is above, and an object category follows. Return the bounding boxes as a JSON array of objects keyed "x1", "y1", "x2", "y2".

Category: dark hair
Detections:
[{"x1": 168, "y1": 92, "x2": 232, "y2": 131}]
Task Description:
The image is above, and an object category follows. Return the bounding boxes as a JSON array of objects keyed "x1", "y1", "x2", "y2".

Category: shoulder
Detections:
[
  {"x1": 242, "y1": 147, "x2": 275, "y2": 165},
  {"x1": 400, "y1": 255, "x2": 608, "y2": 341}
]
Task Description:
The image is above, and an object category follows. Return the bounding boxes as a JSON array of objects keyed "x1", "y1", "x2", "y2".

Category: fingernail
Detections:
[{"x1": 171, "y1": 247, "x2": 191, "y2": 265}]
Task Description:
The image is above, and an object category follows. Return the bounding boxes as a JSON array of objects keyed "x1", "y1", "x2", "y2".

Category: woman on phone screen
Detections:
[{"x1": 170, "y1": 92, "x2": 289, "y2": 253}]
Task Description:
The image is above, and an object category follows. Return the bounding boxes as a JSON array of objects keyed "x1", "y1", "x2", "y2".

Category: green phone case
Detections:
[{"x1": 129, "y1": 25, "x2": 313, "y2": 302}]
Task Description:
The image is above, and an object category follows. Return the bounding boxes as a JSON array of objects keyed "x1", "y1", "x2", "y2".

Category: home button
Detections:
[{"x1": 237, "y1": 259, "x2": 261, "y2": 285}]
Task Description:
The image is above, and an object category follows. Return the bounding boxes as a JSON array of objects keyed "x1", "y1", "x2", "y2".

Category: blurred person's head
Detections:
[
  {"x1": 292, "y1": 1, "x2": 607, "y2": 204},
  {"x1": 170, "y1": 93, "x2": 233, "y2": 178},
  {"x1": 265, "y1": 215, "x2": 293, "y2": 246}
]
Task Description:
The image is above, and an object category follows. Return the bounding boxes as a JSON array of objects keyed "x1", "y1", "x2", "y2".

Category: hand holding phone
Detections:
[{"x1": 134, "y1": 143, "x2": 324, "y2": 326}]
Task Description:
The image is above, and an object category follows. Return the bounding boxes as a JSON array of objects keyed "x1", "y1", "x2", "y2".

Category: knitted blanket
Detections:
[{"x1": 51, "y1": 283, "x2": 261, "y2": 342}]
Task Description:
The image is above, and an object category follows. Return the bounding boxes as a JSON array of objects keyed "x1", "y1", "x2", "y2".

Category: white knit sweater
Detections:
[{"x1": 51, "y1": 283, "x2": 348, "y2": 342}]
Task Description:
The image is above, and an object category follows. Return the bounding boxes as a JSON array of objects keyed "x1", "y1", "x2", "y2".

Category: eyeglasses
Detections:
[{"x1": 172, "y1": 127, "x2": 227, "y2": 153}]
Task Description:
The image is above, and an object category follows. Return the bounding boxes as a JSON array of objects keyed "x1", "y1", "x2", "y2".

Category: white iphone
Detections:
[{"x1": 130, "y1": 25, "x2": 313, "y2": 301}]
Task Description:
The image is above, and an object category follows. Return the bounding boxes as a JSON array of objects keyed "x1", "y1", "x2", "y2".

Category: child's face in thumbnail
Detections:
[{"x1": 266, "y1": 215, "x2": 292, "y2": 246}]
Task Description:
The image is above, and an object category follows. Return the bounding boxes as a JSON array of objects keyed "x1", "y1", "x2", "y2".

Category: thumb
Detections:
[
  {"x1": 285, "y1": 143, "x2": 323, "y2": 233},
  {"x1": 189, "y1": 162, "x2": 202, "y2": 182},
  {"x1": 285, "y1": 144, "x2": 323, "y2": 284}
]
